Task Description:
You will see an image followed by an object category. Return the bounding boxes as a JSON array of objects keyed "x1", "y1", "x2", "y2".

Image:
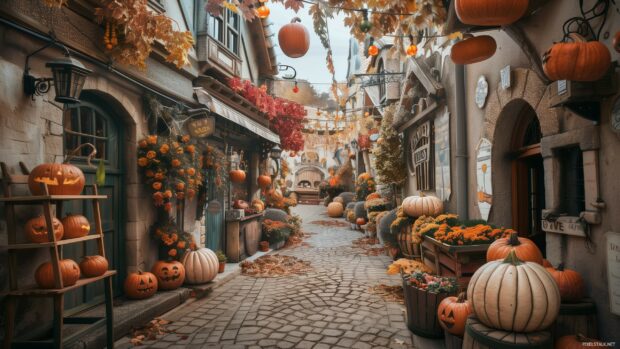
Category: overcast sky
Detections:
[{"x1": 268, "y1": 3, "x2": 351, "y2": 93}]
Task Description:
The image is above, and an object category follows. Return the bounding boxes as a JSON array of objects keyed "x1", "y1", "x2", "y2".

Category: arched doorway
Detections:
[
  {"x1": 511, "y1": 105, "x2": 546, "y2": 255},
  {"x1": 62, "y1": 95, "x2": 125, "y2": 312}
]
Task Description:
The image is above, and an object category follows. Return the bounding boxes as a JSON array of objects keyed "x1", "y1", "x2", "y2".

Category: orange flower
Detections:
[
  {"x1": 176, "y1": 182, "x2": 185, "y2": 191},
  {"x1": 159, "y1": 144, "x2": 170, "y2": 154},
  {"x1": 163, "y1": 190, "x2": 172, "y2": 198},
  {"x1": 177, "y1": 241, "x2": 186, "y2": 249},
  {"x1": 145, "y1": 170, "x2": 155, "y2": 177},
  {"x1": 164, "y1": 202, "x2": 172, "y2": 211},
  {"x1": 147, "y1": 135, "x2": 158, "y2": 144},
  {"x1": 181, "y1": 135, "x2": 190, "y2": 143},
  {"x1": 154, "y1": 172, "x2": 165, "y2": 180},
  {"x1": 177, "y1": 169, "x2": 185, "y2": 176},
  {"x1": 171, "y1": 233, "x2": 178, "y2": 242},
  {"x1": 171, "y1": 142, "x2": 180, "y2": 149},
  {"x1": 152, "y1": 182, "x2": 162, "y2": 190},
  {"x1": 187, "y1": 168, "x2": 196, "y2": 176},
  {"x1": 171, "y1": 159, "x2": 181, "y2": 167},
  {"x1": 139, "y1": 139, "x2": 148, "y2": 148},
  {"x1": 189, "y1": 242, "x2": 196, "y2": 250},
  {"x1": 146, "y1": 151, "x2": 157, "y2": 159},
  {"x1": 138, "y1": 157, "x2": 148, "y2": 167},
  {"x1": 168, "y1": 249, "x2": 177, "y2": 257},
  {"x1": 176, "y1": 192, "x2": 185, "y2": 200},
  {"x1": 153, "y1": 191, "x2": 164, "y2": 206},
  {"x1": 185, "y1": 145, "x2": 195, "y2": 154}
]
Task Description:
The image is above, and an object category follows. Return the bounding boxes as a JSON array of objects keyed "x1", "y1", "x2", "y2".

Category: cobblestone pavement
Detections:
[{"x1": 133, "y1": 205, "x2": 417, "y2": 349}]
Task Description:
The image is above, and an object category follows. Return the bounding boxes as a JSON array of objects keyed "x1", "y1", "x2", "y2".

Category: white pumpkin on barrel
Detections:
[
  {"x1": 401, "y1": 194, "x2": 443, "y2": 218},
  {"x1": 181, "y1": 248, "x2": 219, "y2": 284}
]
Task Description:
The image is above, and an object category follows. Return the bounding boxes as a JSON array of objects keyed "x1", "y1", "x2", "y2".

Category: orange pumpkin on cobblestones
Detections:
[
  {"x1": 437, "y1": 292, "x2": 472, "y2": 336},
  {"x1": 486, "y1": 232, "x2": 543, "y2": 265},
  {"x1": 124, "y1": 271, "x2": 158, "y2": 299}
]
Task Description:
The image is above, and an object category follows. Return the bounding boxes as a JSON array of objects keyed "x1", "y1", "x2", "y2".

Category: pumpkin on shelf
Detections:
[
  {"x1": 24, "y1": 216, "x2": 64, "y2": 243},
  {"x1": 151, "y1": 260, "x2": 185, "y2": 290},
  {"x1": 229, "y1": 169, "x2": 246, "y2": 183},
  {"x1": 543, "y1": 34, "x2": 611, "y2": 82},
  {"x1": 455, "y1": 0, "x2": 529, "y2": 26},
  {"x1": 555, "y1": 334, "x2": 607, "y2": 349},
  {"x1": 401, "y1": 194, "x2": 444, "y2": 218},
  {"x1": 28, "y1": 162, "x2": 85, "y2": 196},
  {"x1": 327, "y1": 202, "x2": 344, "y2": 218},
  {"x1": 61, "y1": 214, "x2": 91, "y2": 239},
  {"x1": 486, "y1": 231, "x2": 543, "y2": 265},
  {"x1": 79, "y1": 255, "x2": 109, "y2": 277},
  {"x1": 257, "y1": 175, "x2": 272, "y2": 189},
  {"x1": 278, "y1": 17, "x2": 310, "y2": 58},
  {"x1": 467, "y1": 250, "x2": 560, "y2": 332},
  {"x1": 124, "y1": 271, "x2": 158, "y2": 299},
  {"x1": 546, "y1": 263, "x2": 585, "y2": 303},
  {"x1": 181, "y1": 248, "x2": 219, "y2": 284},
  {"x1": 451, "y1": 35, "x2": 497, "y2": 65},
  {"x1": 35, "y1": 259, "x2": 81, "y2": 289},
  {"x1": 437, "y1": 292, "x2": 473, "y2": 336}
]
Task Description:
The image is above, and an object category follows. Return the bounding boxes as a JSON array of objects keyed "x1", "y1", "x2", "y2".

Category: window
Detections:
[
  {"x1": 208, "y1": 8, "x2": 240, "y2": 55},
  {"x1": 64, "y1": 105, "x2": 112, "y2": 162},
  {"x1": 557, "y1": 146, "x2": 585, "y2": 216},
  {"x1": 410, "y1": 121, "x2": 434, "y2": 191}
]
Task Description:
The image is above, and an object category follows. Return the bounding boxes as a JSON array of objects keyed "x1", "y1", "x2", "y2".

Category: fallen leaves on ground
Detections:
[
  {"x1": 129, "y1": 318, "x2": 172, "y2": 346},
  {"x1": 351, "y1": 237, "x2": 384, "y2": 256},
  {"x1": 240, "y1": 255, "x2": 312, "y2": 278},
  {"x1": 310, "y1": 220, "x2": 350, "y2": 227},
  {"x1": 284, "y1": 230, "x2": 312, "y2": 249},
  {"x1": 368, "y1": 284, "x2": 405, "y2": 304}
]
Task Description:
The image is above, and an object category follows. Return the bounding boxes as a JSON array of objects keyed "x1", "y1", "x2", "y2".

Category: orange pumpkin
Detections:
[
  {"x1": 555, "y1": 334, "x2": 607, "y2": 349},
  {"x1": 28, "y1": 162, "x2": 85, "y2": 195},
  {"x1": 257, "y1": 175, "x2": 272, "y2": 189},
  {"x1": 368, "y1": 44, "x2": 379, "y2": 56},
  {"x1": 358, "y1": 173, "x2": 371, "y2": 181},
  {"x1": 255, "y1": 4, "x2": 270, "y2": 19},
  {"x1": 151, "y1": 260, "x2": 185, "y2": 290},
  {"x1": 543, "y1": 34, "x2": 611, "y2": 82},
  {"x1": 542, "y1": 259, "x2": 553, "y2": 268},
  {"x1": 35, "y1": 259, "x2": 81, "y2": 289},
  {"x1": 437, "y1": 292, "x2": 473, "y2": 336},
  {"x1": 327, "y1": 202, "x2": 344, "y2": 217},
  {"x1": 278, "y1": 17, "x2": 310, "y2": 58},
  {"x1": 124, "y1": 271, "x2": 158, "y2": 299},
  {"x1": 546, "y1": 263, "x2": 585, "y2": 303},
  {"x1": 455, "y1": 0, "x2": 529, "y2": 26},
  {"x1": 451, "y1": 35, "x2": 497, "y2": 65},
  {"x1": 24, "y1": 216, "x2": 64, "y2": 243},
  {"x1": 229, "y1": 169, "x2": 246, "y2": 183},
  {"x1": 79, "y1": 255, "x2": 108, "y2": 277},
  {"x1": 61, "y1": 214, "x2": 91, "y2": 239},
  {"x1": 486, "y1": 231, "x2": 543, "y2": 265},
  {"x1": 356, "y1": 217, "x2": 367, "y2": 226},
  {"x1": 329, "y1": 176, "x2": 340, "y2": 186}
]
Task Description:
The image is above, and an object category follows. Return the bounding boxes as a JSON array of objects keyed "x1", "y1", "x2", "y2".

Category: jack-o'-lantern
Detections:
[
  {"x1": 151, "y1": 260, "x2": 185, "y2": 290},
  {"x1": 28, "y1": 163, "x2": 85, "y2": 195},
  {"x1": 437, "y1": 292, "x2": 473, "y2": 336},
  {"x1": 25, "y1": 215, "x2": 64, "y2": 243},
  {"x1": 61, "y1": 214, "x2": 91, "y2": 239},
  {"x1": 124, "y1": 271, "x2": 158, "y2": 299},
  {"x1": 35, "y1": 259, "x2": 80, "y2": 289}
]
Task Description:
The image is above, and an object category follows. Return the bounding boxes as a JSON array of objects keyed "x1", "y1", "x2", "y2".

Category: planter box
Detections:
[
  {"x1": 421, "y1": 236, "x2": 489, "y2": 288},
  {"x1": 403, "y1": 276, "x2": 454, "y2": 338}
]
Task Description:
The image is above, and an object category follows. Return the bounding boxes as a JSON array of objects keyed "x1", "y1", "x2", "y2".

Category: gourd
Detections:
[
  {"x1": 451, "y1": 35, "x2": 497, "y2": 65},
  {"x1": 278, "y1": 18, "x2": 310, "y2": 58},
  {"x1": 124, "y1": 271, "x2": 158, "y2": 299},
  {"x1": 437, "y1": 292, "x2": 473, "y2": 336},
  {"x1": 327, "y1": 202, "x2": 344, "y2": 217},
  {"x1": 79, "y1": 255, "x2": 109, "y2": 277},
  {"x1": 25, "y1": 216, "x2": 64, "y2": 243},
  {"x1": 182, "y1": 248, "x2": 219, "y2": 284},
  {"x1": 35, "y1": 259, "x2": 80, "y2": 289},
  {"x1": 61, "y1": 214, "x2": 91, "y2": 239},
  {"x1": 467, "y1": 251, "x2": 560, "y2": 332},
  {"x1": 455, "y1": 0, "x2": 529, "y2": 26},
  {"x1": 401, "y1": 194, "x2": 443, "y2": 218},
  {"x1": 486, "y1": 231, "x2": 543, "y2": 265},
  {"x1": 543, "y1": 34, "x2": 611, "y2": 82},
  {"x1": 151, "y1": 260, "x2": 185, "y2": 290},
  {"x1": 546, "y1": 263, "x2": 585, "y2": 302}
]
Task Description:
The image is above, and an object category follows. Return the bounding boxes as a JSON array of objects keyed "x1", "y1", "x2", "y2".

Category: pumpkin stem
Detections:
[
  {"x1": 291, "y1": 17, "x2": 301, "y2": 24},
  {"x1": 567, "y1": 33, "x2": 587, "y2": 43},
  {"x1": 557, "y1": 263, "x2": 565, "y2": 271},
  {"x1": 457, "y1": 292, "x2": 466, "y2": 303},
  {"x1": 502, "y1": 250, "x2": 523, "y2": 266},
  {"x1": 508, "y1": 232, "x2": 521, "y2": 246}
]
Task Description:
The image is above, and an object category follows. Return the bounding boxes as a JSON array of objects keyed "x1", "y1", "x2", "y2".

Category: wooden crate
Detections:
[
  {"x1": 402, "y1": 275, "x2": 454, "y2": 338},
  {"x1": 421, "y1": 236, "x2": 489, "y2": 289}
]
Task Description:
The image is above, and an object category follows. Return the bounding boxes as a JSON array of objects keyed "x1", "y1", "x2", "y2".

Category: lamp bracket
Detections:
[{"x1": 23, "y1": 74, "x2": 53, "y2": 98}]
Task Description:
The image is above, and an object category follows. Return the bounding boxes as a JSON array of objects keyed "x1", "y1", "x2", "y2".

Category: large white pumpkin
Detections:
[
  {"x1": 467, "y1": 251, "x2": 561, "y2": 332},
  {"x1": 181, "y1": 248, "x2": 219, "y2": 284},
  {"x1": 402, "y1": 194, "x2": 444, "y2": 217}
]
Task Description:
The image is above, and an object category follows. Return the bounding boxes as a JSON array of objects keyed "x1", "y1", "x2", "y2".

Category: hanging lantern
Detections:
[
  {"x1": 278, "y1": 17, "x2": 310, "y2": 58},
  {"x1": 256, "y1": 5, "x2": 270, "y2": 19},
  {"x1": 359, "y1": 9, "x2": 372, "y2": 33},
  {"x1": 292, "y1": 81, "x2": 299, "y2": 93}
]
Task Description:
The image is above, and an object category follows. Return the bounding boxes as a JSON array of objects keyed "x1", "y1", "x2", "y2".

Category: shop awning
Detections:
[{"x1": 195, "y1": 88, "x2": 280, "y2": 144}]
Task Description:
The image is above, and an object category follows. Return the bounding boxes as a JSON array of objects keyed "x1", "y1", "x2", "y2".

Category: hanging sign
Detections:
[
  {"x1": 187, "y1": 117, "x2": 215, "y2": 138},
  {"x1": 541, "y1": 216, "x2": 586, "y2": 237},
  {"x1": 606, "y1": 231, "x2": 620, "y2": 316},
  {"x1": 476, "y1": 138, "x2": 492, "y2": 221}
]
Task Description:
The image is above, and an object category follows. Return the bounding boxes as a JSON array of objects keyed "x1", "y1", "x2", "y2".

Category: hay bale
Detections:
[
  {"x1": 378, "y1": 209, "x2": 398, "y2": 246},
  {"x1": 337, "y1": 192, "x2": 356, "y2": 206}
]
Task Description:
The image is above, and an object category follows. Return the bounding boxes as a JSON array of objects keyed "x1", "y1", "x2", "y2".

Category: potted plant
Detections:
[{"x1": 215, "y1": 250, "x2": 227, "y2": 273}]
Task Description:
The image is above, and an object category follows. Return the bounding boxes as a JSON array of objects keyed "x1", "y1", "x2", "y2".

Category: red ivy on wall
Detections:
[{"x1": 229, "y1": 78, "x2": 306, "y2": 152}]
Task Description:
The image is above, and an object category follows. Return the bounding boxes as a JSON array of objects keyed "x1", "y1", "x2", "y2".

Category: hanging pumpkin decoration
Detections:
[
  {"x1": 35, "y1": 259, "x2": 81, "y2": 289},
  {"x1": 455, "y1": 0, "x2": 530, "y2": 26},
  {"x1": 28, "y1": 162, "x2": 86, "y2": 195},
  {"x1": 555, "y1": 334, "x2": 608, "y2": 349},
  {"x1": 229, "y1": 169, "x2": 246, "y2": 183},
  {"x1": 182, "y1": 248, "x2": 219, "y2": 284},
  {"x1": 61, "y1": 214, "x2": 91, "y2": 239},
  {"x1": 437, "y1": 292, "x2": 473, "y2": 336},
  {"x1": 278, "y1": 17, "x2": 310, "y2": 58},
  {"x1": 368, "y1": 44, "x2": 379, "y2": 56},
  {"x1": 124, "y1": 271, "x2": 158, "y2": 299},
  {"x1": 451, "y1": 35, "x2": 497, "y2": 65},
  {"x1": 255, "y1": 4, "x2": 270, "y2": 19},
  {"x1": 467, "y1": 250, "x2": 560, "y2": 332},
  {"x1": 406, "y1": 44, "x2": 418, "y2": 57},
  {"x1": 486, "y1": 231, "x2": 543, "y2": 265},
  {"x1": 401, "y1": 194, "x2": 444, "y2": 218},
  {"x1": 25, "y1": 216, "x2": 64, "y2": 243},
  {"x1": 546, "y1": 263, "x2": 585, "y2": 302},
  {"x1": 542, "y1": 34, "x2": 611, "y2": 82},
  {"x1": 151, "y1": 260, "x2": 185, "y2": 290},
  {"x1": 257, "y1": 175, "x2": 272, "y2": 189},
  {"x1": 79, "y1": 255, "x2": 109, "y2": 277},
  {"x1": 327, "y1": 202, "x2": 344, "y2": 217}
]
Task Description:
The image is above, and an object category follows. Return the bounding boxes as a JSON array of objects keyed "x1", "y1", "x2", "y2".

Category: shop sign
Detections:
[
  {"x1": 187, "y1": 117, "x2": 215, "y2": 138},
  {"x1": 541, "y1": 216, "x2": 586, "y2": 237},
  {"x1": 606, "y1": 231, "x2": 620, "y2": 316}
]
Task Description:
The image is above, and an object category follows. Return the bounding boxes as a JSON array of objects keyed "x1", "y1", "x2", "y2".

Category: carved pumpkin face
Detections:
[
  {"x1": 61, "y1": 214, "x2": 91, "y2": 239},
  {"x1": 35, "y1": 259, "x2": 80, "y2": 289},
  {"x1": 124, "y1": 271, "x2": 158, "y2": 299},
  {"x1": 151, "y1": 260, "x2": 185, "y2": 290},
  {"x1": 25, "y1": 216, "x2": 64, "y2": 243},
  {"x1": 28, "y1": 163, "x2": 85, "y2": 195},
  {"x1": 437, "y1": 293, "x2": 472, "y2": 336}
]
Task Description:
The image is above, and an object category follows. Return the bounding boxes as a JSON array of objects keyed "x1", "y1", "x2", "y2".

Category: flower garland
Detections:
[
  {"x1": 137, "y1": 134, "x2": 203, "y2": 211},
  {"x1": 151, "y1": 219, "x2": 196, "y2": 260}
]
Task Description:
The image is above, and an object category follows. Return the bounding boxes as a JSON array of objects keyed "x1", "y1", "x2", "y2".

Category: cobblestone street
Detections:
[{"x1": 126, "y1": 205, "x2": 417, "y2": 349}]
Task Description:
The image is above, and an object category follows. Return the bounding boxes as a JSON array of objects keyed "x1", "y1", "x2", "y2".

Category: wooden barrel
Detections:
[
  {"x1": 403, "y1": 275, "x2": 453, "y2": 338},
  {"x1": 444, "y1": 330, "x2": 464, "y2": 349},
  {"x1": 398, "y1": 226, "x2": 421, "y2": 259},
  {"x1": 463, "y1": 315, "x2": 552, "y2": 349},
  {"x1": 553, "y1": 298, "x2": 598, "y2": 340}
]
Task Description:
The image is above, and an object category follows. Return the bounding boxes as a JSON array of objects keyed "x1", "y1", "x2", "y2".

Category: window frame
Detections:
[{"x1": 207, "y1": 8, "x2": 240, "y2": 56}]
